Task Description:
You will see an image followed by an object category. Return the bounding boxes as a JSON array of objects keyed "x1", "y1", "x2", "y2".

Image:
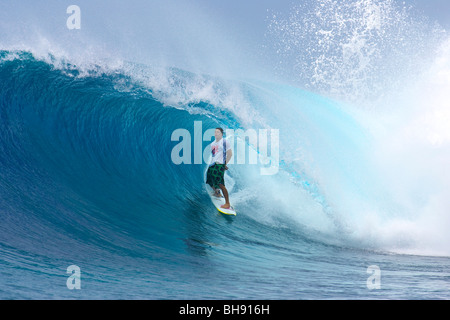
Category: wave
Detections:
[
  {"x1": 1, "y1": 0, "x2": 450, "y2": 301},
  {"x1": 1, "y1": 46, "x2": 449, "y2": 262}
]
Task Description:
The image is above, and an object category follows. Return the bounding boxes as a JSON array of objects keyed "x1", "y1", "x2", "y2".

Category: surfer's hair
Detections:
[{"x1": 216, "y1": 127, "x2": 224, "y2": 135}]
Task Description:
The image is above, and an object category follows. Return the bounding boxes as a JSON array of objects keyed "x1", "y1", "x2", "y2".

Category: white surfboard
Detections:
[{"x1": 209, "y1": 193, "x2": 236, "y2": 216}]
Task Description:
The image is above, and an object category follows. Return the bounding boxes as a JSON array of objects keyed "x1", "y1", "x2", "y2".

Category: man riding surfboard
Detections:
[{"x1": 206, "y1": 128, "x2": 232, "y2": 209}]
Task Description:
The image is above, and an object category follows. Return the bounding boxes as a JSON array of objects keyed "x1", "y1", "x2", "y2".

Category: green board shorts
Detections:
[{"x1": 206, "y1": 163, "x2": 226, "y2": 189}]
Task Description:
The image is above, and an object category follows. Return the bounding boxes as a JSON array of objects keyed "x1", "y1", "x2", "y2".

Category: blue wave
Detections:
[
  {"x1": 0, "y1": 52, "x2": 334, "y2": 299},
  {"x1": 0, "y1": 51, "x2": 224, "y2": 249},
  {"x1": 1, "y1": 50, "x2": 449, "y2": 299}
]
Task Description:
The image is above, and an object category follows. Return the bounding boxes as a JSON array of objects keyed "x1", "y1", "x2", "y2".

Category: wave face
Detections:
[{"x1": 1, "y1": 0, "x2": 450, "y2": 299}]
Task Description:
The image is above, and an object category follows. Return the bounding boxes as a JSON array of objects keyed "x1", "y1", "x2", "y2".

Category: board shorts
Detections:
[{"x1": 206, "y1": 163, "x2": 226, "y2": 189}]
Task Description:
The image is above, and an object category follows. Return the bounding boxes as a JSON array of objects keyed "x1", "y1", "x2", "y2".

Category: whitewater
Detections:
[{"x1": 1, "y1": 0, "x2": 449, "y2": 299}]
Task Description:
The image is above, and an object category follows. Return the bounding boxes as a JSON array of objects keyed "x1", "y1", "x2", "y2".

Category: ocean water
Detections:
[{"x1": 1, "y1": 0, "x2": 450, "y2": 299}]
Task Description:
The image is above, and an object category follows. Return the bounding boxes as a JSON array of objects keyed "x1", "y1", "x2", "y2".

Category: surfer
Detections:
[{"x1": 206, "y1": 127, "x2": 232, "y2": 209}]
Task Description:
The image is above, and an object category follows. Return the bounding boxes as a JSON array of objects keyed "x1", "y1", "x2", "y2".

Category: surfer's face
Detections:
[{"x1": 215, "y1": 129, "x2": 223, "y2": 141}]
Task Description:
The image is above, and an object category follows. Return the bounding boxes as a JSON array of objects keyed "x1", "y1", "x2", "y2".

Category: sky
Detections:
[
  {"x1": 411, "y1": 0, "x2": 450, "y2": 28},
  {"x1": 0, "y1": 0, "x2": 448, "y2": 79}
]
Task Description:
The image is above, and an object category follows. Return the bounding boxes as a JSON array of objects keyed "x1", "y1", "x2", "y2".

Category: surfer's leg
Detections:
[
  {"x1": 206, "y1": 165, "x2": 220, "y2": 196},
  {"x1": 218, "y1": 184, "x2": 230, "y2": 209},
  {"x1": 215, "y1": 164, "x2": 230, "y2": 208}
]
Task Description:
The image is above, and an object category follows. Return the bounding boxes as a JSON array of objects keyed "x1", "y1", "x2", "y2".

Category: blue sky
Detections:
[
  {"x1": 192, "y1": 0, "x2": 450, "y2": 30},
  {"x1": 412, "y1": 0, "x2": 450, "y2": 28},
  {"x1": 1, "y1": 0, "x2": 448, "y2": 79}
]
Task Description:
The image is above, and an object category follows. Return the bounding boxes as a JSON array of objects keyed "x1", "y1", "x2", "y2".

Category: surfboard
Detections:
[{"x1": 209, "y1": 194, "x2": 236, "y2": 216}]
